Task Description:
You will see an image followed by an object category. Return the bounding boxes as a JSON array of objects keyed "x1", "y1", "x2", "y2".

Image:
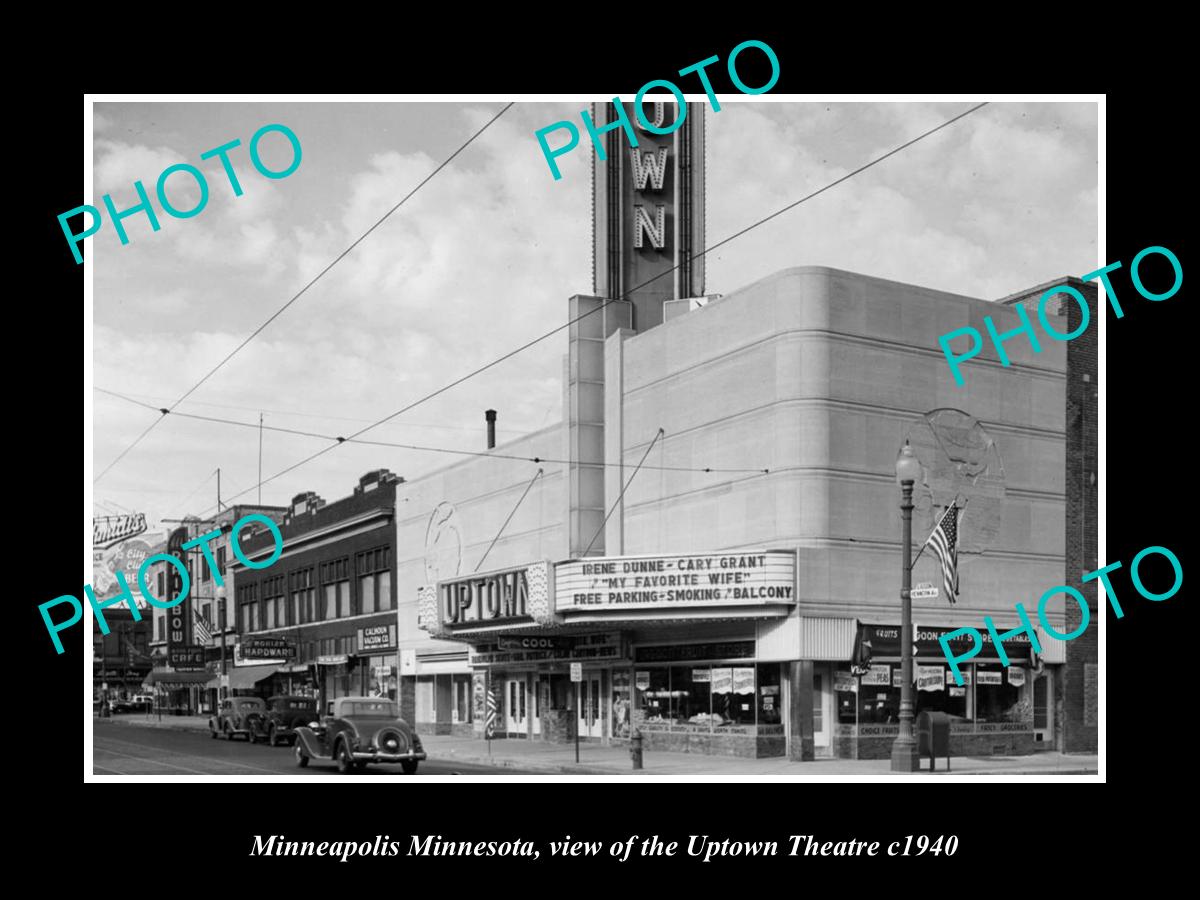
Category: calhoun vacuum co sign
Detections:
[{"x1": 556, "y1": 551, "x2": 796, "y2": 612}]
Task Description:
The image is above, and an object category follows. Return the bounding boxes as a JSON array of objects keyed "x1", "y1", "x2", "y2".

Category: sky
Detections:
[{"x1": 89, "y1": 98, "x2": 1098, "y2": 532}]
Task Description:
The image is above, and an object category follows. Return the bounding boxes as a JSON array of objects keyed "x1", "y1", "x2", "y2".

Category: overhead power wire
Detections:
[
  {"x1": 584, "y1": 428, "x2": 664, "y2": 556},
  {"x1": 93, "y1": 101, "x2": 515, "y2": 485},
  {"x1": 96, "y1": 387, "x2": 768, "y2": 476},
  {"x1": 114, "y1": 101, "x2": 989, "y2": 512},
  {"x1": 475, "y1": 468, "x2": 544, "y2": 573},
  {"x1": 95, "y1": 388, "x2": 521, "y2": 435},
  {"x1": 169, "y1": 467, "x2": 219, "y2": 519}
]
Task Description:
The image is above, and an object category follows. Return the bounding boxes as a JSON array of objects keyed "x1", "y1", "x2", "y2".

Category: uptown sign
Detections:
[{"x1": 442, "y1": 566, "x2": 530, "y2": 626}]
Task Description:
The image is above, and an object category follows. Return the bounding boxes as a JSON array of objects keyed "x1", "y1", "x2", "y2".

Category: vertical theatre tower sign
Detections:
[{"x1": 592, "y1": 100, "x2": 706, "y2": 331}]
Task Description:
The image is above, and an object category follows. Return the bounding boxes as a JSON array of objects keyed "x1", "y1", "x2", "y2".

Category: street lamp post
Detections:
[{"x1": 891, "y1": 441, "x2": 922, "y2": 773}]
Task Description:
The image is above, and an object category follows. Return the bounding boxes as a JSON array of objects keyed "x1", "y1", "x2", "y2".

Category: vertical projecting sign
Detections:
[
  {"x1": 166, "y1": 526, "x2": 193, "y2": 662},
  {"x1": 592, "y1": 100, "x2": 705, "y2": 333}
]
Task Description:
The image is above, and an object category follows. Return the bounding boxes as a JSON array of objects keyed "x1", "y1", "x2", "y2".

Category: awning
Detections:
[
  {"x1": 143, "y1": 669, "x2": 214, "y2": 688},
  {"x1": 227, "y1": 664, "x2": 283, "y2": 690}
]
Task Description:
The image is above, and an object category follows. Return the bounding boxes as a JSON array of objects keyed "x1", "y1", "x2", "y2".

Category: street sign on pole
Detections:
[
  {"x1": 570, "y1": 664, "x2": 584, "y2": 761},
  {"x1": 912, "y1": 582, "x2": 939, "y2": 600}
]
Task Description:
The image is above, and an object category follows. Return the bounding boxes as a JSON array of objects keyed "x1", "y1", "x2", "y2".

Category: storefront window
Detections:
[
  {"x1": 639, "y1": 669, "x2": 671, "y2": 725},
  {"x1": 712, "y1": 666, "x2": 755, "y2": 725},
  {"x1": 611, "y1": 670, "x2": 631, "y2": 739},
  {"x1": 366, "y1": 655, "x2": 397, "y2": 700},
  {"x1": 837, "y1": 670, "x2": 858, "y2": 722},
  {"x1": 976, "y1": 665, "x2": 1023, "y2": 722},
  {"x1": 914, "y1": 664, "x2": 967, "y2": 719},
  {"x1": 757, "y1": 663, "x2": 782, "y2": 725},
  {"x1": 634, "y1": 663, "x2": 770, "y2": 730},
  {"x1": 853, "y1": 663, "x2": 897, "y2": 724}
]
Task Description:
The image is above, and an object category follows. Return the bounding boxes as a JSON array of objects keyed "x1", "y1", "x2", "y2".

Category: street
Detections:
[{"x1": 93, "y1": 721, "x2": 525, "y2": 776}]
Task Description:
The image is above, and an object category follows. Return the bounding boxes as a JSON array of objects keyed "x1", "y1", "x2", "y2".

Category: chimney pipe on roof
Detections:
[{"x1": 485, "y1": 409, "x2": 497, "y2": 450}]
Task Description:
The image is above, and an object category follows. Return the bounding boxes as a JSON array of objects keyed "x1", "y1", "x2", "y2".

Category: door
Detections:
[
  {"x1": 1033, "y1": 669, "x2": 1054, "y2": 748},
  {"x1": 505, "y1": 677, "x2": 527, "y2": 736},
  {"x1": 813, "y1": 671, "x2": 831, "y2": 755},
  {"x1": 576, "y1": 673, "x2": 602, "y2": 739},
  {"x1": 532, "y1": 676, "x2": 546, "y2": 737}
]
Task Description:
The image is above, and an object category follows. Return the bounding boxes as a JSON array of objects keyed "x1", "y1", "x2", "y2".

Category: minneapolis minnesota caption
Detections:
[{"x1": 250, "y1": 834, "x2": 958, "y2": 863}]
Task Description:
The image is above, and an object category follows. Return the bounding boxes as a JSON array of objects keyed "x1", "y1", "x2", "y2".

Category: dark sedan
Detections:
[
  {"x1": 261, "y1": 695, "x2": 319, "y2": 746},
  {"x1": 293, "y1": 697, "x2": 425, "y2": 774}
]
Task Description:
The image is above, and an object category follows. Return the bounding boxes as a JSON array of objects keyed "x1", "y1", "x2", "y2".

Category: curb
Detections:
[
  {"x1": 98, "y1": 717, "x2": 212, "y2": 735},
  {"x1": 431, "y1": 753, "x2": 622, "y2": 775}
]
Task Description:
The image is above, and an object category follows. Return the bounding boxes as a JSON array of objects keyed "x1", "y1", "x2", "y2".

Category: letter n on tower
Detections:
[{"x1": 592, "y1": 100, "x2": 706, "y2": 333}]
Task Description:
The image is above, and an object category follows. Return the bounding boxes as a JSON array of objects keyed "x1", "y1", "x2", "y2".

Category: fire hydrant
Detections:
[{"x1": 630, "y1": 728, "x2": 644, "y2": 770}]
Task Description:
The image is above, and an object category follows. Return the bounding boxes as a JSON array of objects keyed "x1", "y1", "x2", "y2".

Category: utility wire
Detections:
[
  {"x1": 112, "y1": 101, "x2": 988, "y2": 513},
  {"x1": 93, "y1": 102, "x2": 515, "y2": 485},
  {"x1": 584, "y1": 428, "x2": 664, "y2": 556},
  {"x1": 97, "y1": 387, "x2": 768, "y2": 476},
  {"x1": 95, "y1": 388, "x2": 523, "y2": 435},
  {"x1": 169, "y1": 468, "x2": 218, "y2": 519},
  {"x1": 475, "y1": 468, "x2": 544, "y2": 573}
]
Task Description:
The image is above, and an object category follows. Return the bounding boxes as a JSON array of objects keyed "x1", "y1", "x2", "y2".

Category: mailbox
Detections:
[{"x1": 916, "y1": 710, "x2": 952, "y2": 772}]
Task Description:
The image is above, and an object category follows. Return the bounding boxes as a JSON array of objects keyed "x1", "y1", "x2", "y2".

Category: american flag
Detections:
[
  {"x1": 485, "y1": 688, "x2": 498, "y2": 740},
  {"x1": 924, "y1": 503, "x2": 960, "y2": 605},
  {"x1": 193, "y1": 608, "x2": 213, "y2": 644}
]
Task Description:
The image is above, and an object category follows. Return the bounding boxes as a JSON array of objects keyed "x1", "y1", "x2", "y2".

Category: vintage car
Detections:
[
  {"x1": 209, "y1": 696, "x2": 267, "y2": 741},
  {"x1": 293, "y1": 697, "x2": 425, "y2": 774},
  {"x1": 258, "y1": 695, "x2": 319, "y2": 746}
]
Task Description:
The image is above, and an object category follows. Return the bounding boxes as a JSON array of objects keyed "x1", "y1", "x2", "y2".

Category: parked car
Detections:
[
  {"x1": 130, "y1": 693, "x2": 154, "y2": 711},
  {"x1": 293, "y1": 697, "x2": 425, "y2": 774},
  {"x1": 260, "y1": 695, "x2": 318, "y2": 747},
  {"x1": 209, "y1": 697, "x2": 267, "y2": 741}
]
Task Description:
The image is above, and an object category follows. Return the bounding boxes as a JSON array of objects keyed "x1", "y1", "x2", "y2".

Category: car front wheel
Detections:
[
  {"x1": 209, "y1": 723, "x2": 218, "y2": 740},
  {"x1": 337, "y1": 741, "x2": 354, "y2": 774},
  {"x1": 295, "y1": 744, "x2": 309, "y2": 768},
  {"x1": 401, "y1": 760, "x2": 419, "y2": 775}
]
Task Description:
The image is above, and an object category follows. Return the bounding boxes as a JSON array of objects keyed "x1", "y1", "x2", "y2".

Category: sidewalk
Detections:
[
  {"x1": 98, "y1": 715, "x2": 1097, "y2": 776},
  {"x1": 99, "y1": 713, "x2": 212, "y2": 734},
  {"x1": 419, "y1": 734, "x2": 1098, "y2": 777}
]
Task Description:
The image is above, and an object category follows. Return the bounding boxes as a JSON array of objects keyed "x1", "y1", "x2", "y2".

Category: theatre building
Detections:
[
  {"x1": 395, "y1": 102, "x2": 1086, "y2": 759},
  {"x1": 229, "y1": 469, "x2": 402, "y2": 708}
]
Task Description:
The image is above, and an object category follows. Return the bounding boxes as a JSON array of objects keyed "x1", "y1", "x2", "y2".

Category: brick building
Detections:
[
  {"x1": 229, "y1": 470, "x2": 402, "y2": 710},
  {"x1": 395, "y1": 103, "x2": 1092, "y2": 760},
  {"x1": 1000, "y1": 278, "x2": 1098, "y2": 751},
  {"x1": 93, "y1": 606, "x2": 153, "y2": 706},
  {"x1": 145, "y1": 503, "x2": 287, "y2": 714}
]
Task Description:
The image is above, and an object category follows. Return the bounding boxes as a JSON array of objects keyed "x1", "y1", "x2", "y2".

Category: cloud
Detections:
[
  {"x1": 92, "y1": 100, "x2": 1096, "y2": 525},
  {"x1": 705, "y1": 101, "x2": 1097, "y2": 300}
]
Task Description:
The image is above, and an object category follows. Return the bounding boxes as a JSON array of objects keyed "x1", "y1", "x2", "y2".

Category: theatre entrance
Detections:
[
  {"x1": 576, "y1": 670, "x2": 603, "y2": 740},
  {"x1": 504, "y1": 675, "x2": 527, "y2": 737}
]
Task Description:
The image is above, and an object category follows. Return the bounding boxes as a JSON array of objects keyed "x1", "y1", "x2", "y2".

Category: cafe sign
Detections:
[
  {"x1": 169, "y1": 645, "x2": 206, "y2": 671},
  {"x1": 556, "y1": 551, "x2": 796, "y2": 614}
]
